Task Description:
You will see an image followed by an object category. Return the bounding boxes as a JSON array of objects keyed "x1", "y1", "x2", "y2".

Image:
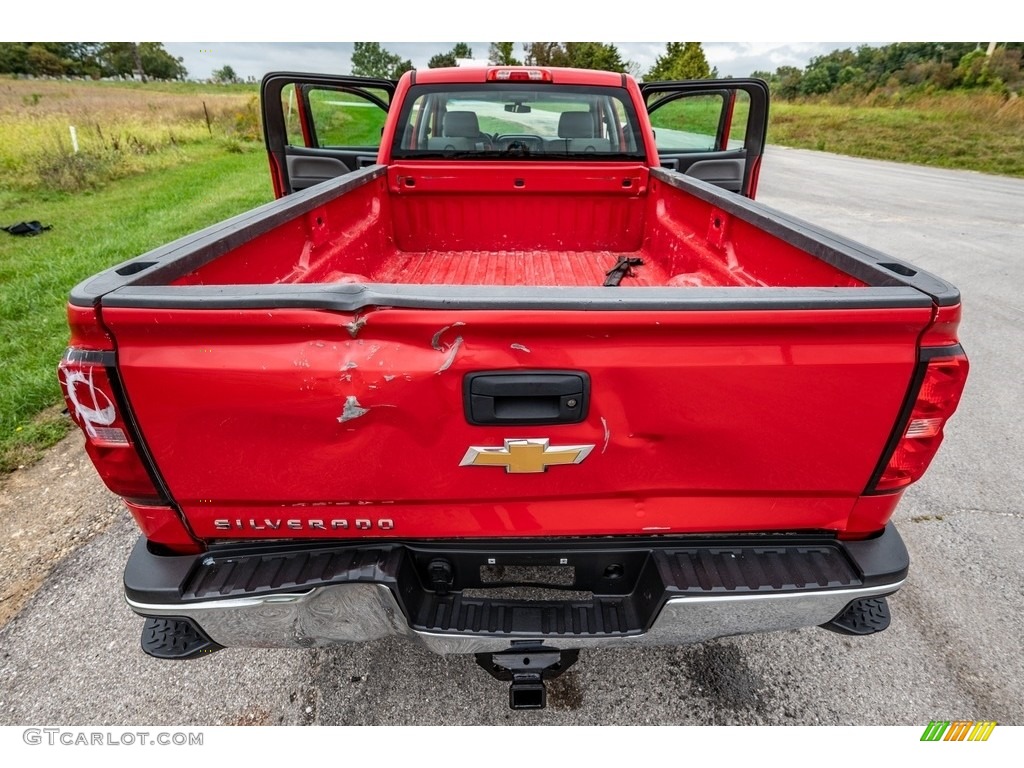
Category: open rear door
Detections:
[
  {"x1": 640, "y1": 78, "x2": 768, "y2": 198},
  {"x1": 261, "y1": 72, "x2": 396, "y2": 197}
]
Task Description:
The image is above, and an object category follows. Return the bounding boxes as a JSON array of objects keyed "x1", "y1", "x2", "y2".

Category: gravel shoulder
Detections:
[{"x1": 0, "y1": 431, "x2": 120, "y2": 628}]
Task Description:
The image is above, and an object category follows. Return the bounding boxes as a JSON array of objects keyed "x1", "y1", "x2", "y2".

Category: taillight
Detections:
[
  {"x1": 869, "y1": 346, "x2": 969, "y2": 493},
  {"x1": 59, "y1": 348, "x2": 161, "y2": 502},
  {"x1": 59, "y1": 305, "x2": 202, "y2": 553}
]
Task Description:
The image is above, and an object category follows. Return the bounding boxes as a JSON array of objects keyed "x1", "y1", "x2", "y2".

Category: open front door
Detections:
[
  {"x1": 261, "y1": 72, "x2": 396, "y2": 197},
  {"x1": 640, "y1": 78, "x2": 768, "y2": 198}
]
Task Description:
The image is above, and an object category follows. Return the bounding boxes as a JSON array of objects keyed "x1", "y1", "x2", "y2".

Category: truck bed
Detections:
[{"x1": 167, "y1": 164, "x2": 868, "y2": 290}]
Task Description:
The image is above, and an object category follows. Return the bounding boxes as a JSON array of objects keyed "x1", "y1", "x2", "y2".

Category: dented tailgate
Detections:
[{"x1": 99, "y1": 303, "x2": 933, "y2": 541}]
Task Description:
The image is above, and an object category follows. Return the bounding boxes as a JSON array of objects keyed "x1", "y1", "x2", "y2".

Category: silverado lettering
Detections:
[
  {"x1": 60, "y1": 65, "x2": 968, "y2": 709},
  {"x1": 212, "y1": 518, "x2": 395, "y2": 531}
]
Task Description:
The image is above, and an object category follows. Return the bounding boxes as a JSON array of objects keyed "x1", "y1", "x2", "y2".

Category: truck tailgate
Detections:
[{"x1": 101, "y1": 304, "x2": 932, "y2": 539}]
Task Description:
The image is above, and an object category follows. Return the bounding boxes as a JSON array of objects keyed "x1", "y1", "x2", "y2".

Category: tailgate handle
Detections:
[{"x1": 464, "y1": 372, "x2": 589, "y2": 426}]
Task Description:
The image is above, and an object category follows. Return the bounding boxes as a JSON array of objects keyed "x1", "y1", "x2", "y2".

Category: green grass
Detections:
[
  {"x1": 0, "y1": 142, "x2": 271, "y2": 472},
  {"x1": 288, "y1": 86, "x2": 390, "y2": 148},
  {"x1": 767, "y1": 93, "x2": 1024, "y2": 177}
]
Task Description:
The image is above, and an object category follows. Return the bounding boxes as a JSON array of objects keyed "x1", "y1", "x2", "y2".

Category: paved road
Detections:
[{"x1": 1, "y1": 148, "x2": 1022, "y2": 726}]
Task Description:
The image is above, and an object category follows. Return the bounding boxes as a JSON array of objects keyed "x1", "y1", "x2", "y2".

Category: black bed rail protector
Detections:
[{"x1": 99, "y1": 282, "x2": 931, "y2": 313}]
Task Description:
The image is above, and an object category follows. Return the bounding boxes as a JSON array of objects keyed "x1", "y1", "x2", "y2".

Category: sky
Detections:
[
  {"x1": 161, "y1": 42, "x2": 877, "y2": 82},
  {"x1": 14, "y1": 0, "x2": 995, "y2": 82}
]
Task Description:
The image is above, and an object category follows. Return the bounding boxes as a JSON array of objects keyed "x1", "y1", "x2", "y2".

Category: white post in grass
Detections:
[{"x1": 69, "y1": 125, "x2": 79, "y2": 154}]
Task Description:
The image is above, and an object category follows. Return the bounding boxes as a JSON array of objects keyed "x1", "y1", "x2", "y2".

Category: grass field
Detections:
[
  {"x1": 0, "y1": 79, "x2": 272, "y2": 472},
  {"x1": 1, "y1": 76, "x2": 1022, "y2": 473},
  {"x1": 769, "y1": 92, "x2": 1024, "y2": 177}
]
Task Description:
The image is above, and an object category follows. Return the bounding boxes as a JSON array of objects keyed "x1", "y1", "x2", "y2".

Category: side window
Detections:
[
  {"x1": 281, "y1": 84, "x2": 303, "y2": 146},
  {"x1": 284, "y1": 85, "x2": 390, "y2": 148},
  {"x1": 646, "y1": 92, "x2": 727, "y2": 152},
  {"x1": 726, "y1": 90, "x2": 751, "y2": 149}
]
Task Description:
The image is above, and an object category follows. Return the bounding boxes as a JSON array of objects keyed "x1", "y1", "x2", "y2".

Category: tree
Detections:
[
  {"x1": 428, "y1": 52, "x2": 457, "y2": 69},
  {"x1": 212, "y1": 64, "x2": 239, "y2": 84},
  {"x1": 646, "y1": 42, "x2": 711, "y2": 81},
  {"x1": 98, "y1": 42, "x2": 185, "y2": 80},
  {"x1": 523, "y1": 42, "x2": 568, "y2": 67},
  {"x1": 0, "y1": 41, "x2": 182, "y2": 79},
  {"x1": 351, "y1": 42, "x2": 412, "y2": 79},
  {"x1": 392, "y1": 58, "x2": 414, "y2": 79},
  {"x1": 0, "y1": 43, "x2": 29, "y2": 74},
  {"x1": 26, "y1": 43, "x2": 66, "y2": 76},
  {"x1": 0, "y1": 43, "x2": 99, "y2": 78},
  {"x1": 521, "y1": 42, "x2": 627, "y2": 70},
  {"x1": 489, "y1": 42, "x2": 520, "y2": 65},
  {"x1": 141, "y1": 42, "x2": 186, "y2": 80},
  {"x1": 428, "y1": 43, "x2": 473, "y2": 69},
  {"x1": 775, "y1": 65, "x2": 804, "y2": 98},
  {"x1": 564, "y1": 42, "x2": 626, "y2": 72}
]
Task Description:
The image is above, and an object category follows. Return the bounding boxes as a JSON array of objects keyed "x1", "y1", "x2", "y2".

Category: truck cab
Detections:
[{"x1": 261, "y1": 67, "x2": 767, "y2": 198}]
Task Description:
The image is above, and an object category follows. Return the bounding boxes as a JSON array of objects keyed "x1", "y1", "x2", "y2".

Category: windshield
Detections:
[{"x1": 391, "y1": 83, "x2": 645, "y2": 160}]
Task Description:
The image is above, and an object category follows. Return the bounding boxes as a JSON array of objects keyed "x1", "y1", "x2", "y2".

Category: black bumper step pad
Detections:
[
  {"x1": 141, "y1": 617, "x2": 223, "y2": 660},
  {"x1": 821, "y1": 596, "x2": 892, "y2": 635},
  {"x1": 659, "y1": 545, "x2": 858, "y2": 593},
  {"x1": 415, "y1": 594, "x2": 637, "y2": 636},
  {"x1": 181, "y1": 546, "x2": 399, "y2": 600}
]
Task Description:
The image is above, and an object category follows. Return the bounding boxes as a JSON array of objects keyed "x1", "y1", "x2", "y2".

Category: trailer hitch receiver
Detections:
[{"x1": 476, "y1": 642, "x2": 579, "y2": 710}]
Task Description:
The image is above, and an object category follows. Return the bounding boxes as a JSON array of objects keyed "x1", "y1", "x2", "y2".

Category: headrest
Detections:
[
  {"x1": 558, "y1": 112, "x2": 594, "y2": 138},
  {"x1": 443, "y1": 111, "x2": 480, "y2": 137}
]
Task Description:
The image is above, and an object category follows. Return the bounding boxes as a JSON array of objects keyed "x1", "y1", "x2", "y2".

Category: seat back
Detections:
[
  {"x1": 443, "y1": 111, "x2": 482, "y2": 138},
  {"x1": 558, "y1": 112, "x2": 595, "y2": 139},
  {"x1": 549, "y1": 111, "x2": 610, "y2": 154}
]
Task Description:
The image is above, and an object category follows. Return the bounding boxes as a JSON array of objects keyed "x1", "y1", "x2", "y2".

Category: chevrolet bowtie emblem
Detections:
[{"x1": 460, "y1": 439, "x2": 594, "y2": 474}]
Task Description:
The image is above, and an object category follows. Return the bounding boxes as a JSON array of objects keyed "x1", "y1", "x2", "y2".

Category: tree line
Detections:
[
  {"x1": 0, "y1": 42, "x2": 186, "y2": 80},
  {"x1": 351, "y1": 42, "x2": 714, "y2": 81},
  {"x1": 0, "y1": 41, "x2": 721, "y2": 83},
  {"x1": 752, "y1": 43, "x2": 1024, "y2": 100}
]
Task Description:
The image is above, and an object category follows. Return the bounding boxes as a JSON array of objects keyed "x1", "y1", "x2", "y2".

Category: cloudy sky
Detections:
[
  {"x1": 24, "y1": 1, "x2": 990, "y2": 82},
  {"x1": 162, "y1": 42, "x2": 877, "y2": 82}
]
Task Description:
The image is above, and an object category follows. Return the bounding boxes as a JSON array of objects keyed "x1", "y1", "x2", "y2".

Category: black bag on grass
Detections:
[{"x1": 3, "y1": 221, "x2": 52, "y2": 236}]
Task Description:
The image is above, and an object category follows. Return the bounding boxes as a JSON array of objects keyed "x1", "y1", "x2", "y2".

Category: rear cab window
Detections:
[{"x1": 391, "y1": 83, "x2": 645, "y2": 160}]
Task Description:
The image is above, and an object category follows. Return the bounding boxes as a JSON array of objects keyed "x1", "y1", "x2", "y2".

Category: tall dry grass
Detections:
[
  {"x1": 769, "y1": 90, "x2": 1024, "y2": 177},
  {"x1": 0, "y1": 79, "x2": 262, "y2": 193}
]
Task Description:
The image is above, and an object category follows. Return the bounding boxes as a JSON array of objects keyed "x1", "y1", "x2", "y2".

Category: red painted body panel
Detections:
[{"x1": 100, "y1": 305, "x2": 932, "y2": 541}]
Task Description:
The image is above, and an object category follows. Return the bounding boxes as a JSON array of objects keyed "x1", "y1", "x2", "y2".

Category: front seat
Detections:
[
  {"x1": 557, "y1": 111, "x2": 595, "y2": 139},
  {"x1": 442, "y1": 111, "x2": 491, "y2": 150},
  {"x1": 554, "y1": 111, "x2": 609, "y2": 154}
]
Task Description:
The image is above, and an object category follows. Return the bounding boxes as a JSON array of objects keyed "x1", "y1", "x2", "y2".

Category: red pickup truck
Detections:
[{"x1": 60, "y1": 66, "x2": 967, "y2": 708}]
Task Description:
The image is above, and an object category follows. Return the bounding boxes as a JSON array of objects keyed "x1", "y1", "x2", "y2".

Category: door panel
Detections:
[
  {"x1": 640, "y1": 79, "x2": 768, "y2": 198},
  {"x1": 262, "y1": 73, "x2": 396, "y2": 196}
]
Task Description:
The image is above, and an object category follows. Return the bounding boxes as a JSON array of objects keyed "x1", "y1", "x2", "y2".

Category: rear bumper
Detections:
[{"x1": 125, "y1": 524, "x2": 909, "y2": 654}]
